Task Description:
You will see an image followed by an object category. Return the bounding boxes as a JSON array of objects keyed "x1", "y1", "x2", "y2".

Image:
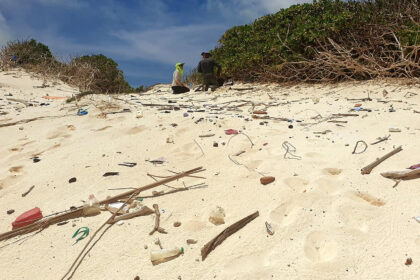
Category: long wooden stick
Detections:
[
  {"x1": 99, "y1": 166, "x2": 203, "y2": 205},
  {"x1": 381, "y1": 168, "x2": 420, "y2": 180},
  {"x1": 361, "y1": 146, "x2": 402, "y2": 175},
  {"x1": 201, "y1": 211, "x2": 259, "y2": 261}
]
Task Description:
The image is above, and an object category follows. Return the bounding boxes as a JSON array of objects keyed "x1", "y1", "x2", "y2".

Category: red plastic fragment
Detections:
[
  {"x1": 225, "y1": 129, "x2": 238, "y2": 135},
  {"x1": 12, "y1": 207, "x2": 43, "y2": 229}
]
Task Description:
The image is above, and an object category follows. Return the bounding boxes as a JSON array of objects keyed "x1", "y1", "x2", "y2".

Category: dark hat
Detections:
[{"x1": 201, "y1": 52, "x2": 212, "y2": 57}]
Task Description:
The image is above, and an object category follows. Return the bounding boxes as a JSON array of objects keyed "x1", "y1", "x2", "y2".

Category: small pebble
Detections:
[
  {"x1": 7, "y1": 209, "x2": 15, "y2": 215},
  {"x1": 213, "y1": 142, "x2": 218, "y2": 147},
  {"x1": 144, "y1": 245, "x2": 148, "y2": 249},
  {"x1": 187, "y1": 239, "x2": 197, "y2": 244},
  {"x1": 68, "y1": 177, "x2": 77, "y2": 183},
  {"x1": 173, "y1": 221, "x2": 181, "y2": 227},
  {"x1": 405, "y1": 258, "x2": 412, "y2": 266}
]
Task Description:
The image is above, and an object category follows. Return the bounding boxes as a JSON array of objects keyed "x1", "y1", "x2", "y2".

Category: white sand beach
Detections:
[{"x1": 0, "y1": 69, "x2": 419, "y2": 279}]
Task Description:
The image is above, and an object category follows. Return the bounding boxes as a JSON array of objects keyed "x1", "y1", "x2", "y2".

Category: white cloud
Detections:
[
  {"x1": 206, "y1": 0, "x2": 311, "y2": 23},
  {"x1": 111, "y1": 24, "x2": 226, "y2": 66},
  {"x1": 0, "y1": 12, "x2": 12, "y2": 47}
]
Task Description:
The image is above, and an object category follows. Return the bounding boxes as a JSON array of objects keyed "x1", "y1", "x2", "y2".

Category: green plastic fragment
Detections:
[{"x1": 72, "y1": 227, "x2": 89, "y2": 243}]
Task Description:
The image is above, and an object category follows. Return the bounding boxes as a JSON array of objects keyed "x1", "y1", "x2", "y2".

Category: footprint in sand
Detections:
[
  {"x1": 94, "y1": 126, "x2": 112, "y2": 132},
  {"x1": 67, "y1": 125, "x2": 76, "y2": 131},
  {"x1": 270, "y1": 202, "x2": 300, "y2": 227},
  {"x1": 47, "y1": 128, "x2": 71, "y2": 139},
  {"x1": 323, "y1": 168, "x2": 342, "y2": 176},
  {"x1": 353, "y1": 191, "x2": 385, "y2": 207},
  {"x1": 183, "y1": 220, "x2": 208, "y2": 232},
  {"x1": 314, "y1": 177, "x2": 340, "y2": 195},
  {"x1": 126, "y1": 126, "x2": 146, "y2": 135},
  {"x1": 172, "y1": 142, "x2": 201, "y2": 160},
  {"x1": 304, "y1": 231, "x2": 338, "y2": 262},
  {"x1": 9, "y1": 166, "x2": 23, "y2": 173},
  {"x1": 284, "y1": 177, "x2": 309, "y2": 192},
  {"x1": 338, "y1": 203, "x2": 377, "y2": 232}
]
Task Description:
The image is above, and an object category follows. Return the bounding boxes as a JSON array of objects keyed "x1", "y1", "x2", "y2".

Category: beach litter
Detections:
[
  {"x1": 260, "y1": 176, "x2": 275, "y2": 185},
  {"x1": 118, "y1": 162, "x2": 137, "y2": 168},
  {"x1": 265, "y1": 221, "x2": 274, "y2": 235},
  {"x1": 77, "y1": 109, "x2": 88, "y2": 116},
  {"x1": 68, "y1": 177, "x2": 77, "y2": 183},
  {"x1": 150, "y1": 247, "x2": 183, "y2": 265},
  {"x1": 12, "y1": 207, "x2": 43, "y2": 229},
  {"x1": 408, "y1": 163, "x2": 420, "y2": 170},
  {"x1": 209, "y1": 206, "x2": 225, "y2": 225},
  {"x1": 72, "y1": 227, "x2": 89, "y2": 244},
  {"x1": 103, "y1": 172, "x2": 119, "y2": 177},
  {"x1": 413, "y1": 216, "x2": 420, "y2": 223},
  {"x1": 225, "y1": 129, "x2": 238, "y2": 135}
]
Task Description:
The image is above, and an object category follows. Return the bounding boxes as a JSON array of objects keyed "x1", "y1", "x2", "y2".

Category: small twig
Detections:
[
  {"x1": 22, "y1": 185, "x2": 35, "y2": 197},
  {"x1": 194, "y1": 139, "x2": 205, "y2": 158},
  {"x1": 392, "y1": 179, "x2": 401, "y2": 188},
  {"x1": 371, "y1": 135, "x2": 391, "y2": 145},
  {"x1": 352, "y1": 140, "x2": 368, "y2": 154},
  {"x1": 199, "y1": 134, "x2": 215, "y2": 138},
  {"x1": 149, "y1": 204, "x2": 167, "y2": 235}
]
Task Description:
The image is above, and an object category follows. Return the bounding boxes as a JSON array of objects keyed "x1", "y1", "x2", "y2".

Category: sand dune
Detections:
[{"x1": 0, "y1": 69, "x2": 419, "y2": 279}]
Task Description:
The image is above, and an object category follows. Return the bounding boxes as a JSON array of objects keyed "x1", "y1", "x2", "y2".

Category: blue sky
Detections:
[{"x1": 0, "y1": 0, "x2": 309, "y2": 87}]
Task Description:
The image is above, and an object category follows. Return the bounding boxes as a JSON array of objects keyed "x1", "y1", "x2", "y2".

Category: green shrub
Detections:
[
  {"x1": 0, "y1": 39, "x2": 144, "y2": 94},
  {"x1": 211, "y1": 0, "x2": 420, "y2": 82}
]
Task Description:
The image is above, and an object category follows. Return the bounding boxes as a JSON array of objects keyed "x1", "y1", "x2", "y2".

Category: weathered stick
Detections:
[
  {"x1": 371, "y1": 135, "x2": 391, "y2": 145},
  {"x1": 149, "y1": 204, "x2": 167, "y2": 235},
  {"x1": 99, "y1": 166, "x2": 203, "y2": 205},
  {"x1": 108, "y1": 206, "x2": 154, "y2": 224},
  {"x1": 381, "y1": 168, "x2": 420, "y2": 180},
  {"x1": 22, "y1": 185, "x2": 35, "y2": 197},
  {"x1": 199, "y1": 134, "x2": 215, "y2": 138},
  {"x1": 361, "y1": 146, "x2": 402, "y2": 175},
  {"x1": 332, "y1": 113, "x2": 359, "y2": 117},
  {"x1": 201, "y1": 211, "x2": 259, "y2": 261}
]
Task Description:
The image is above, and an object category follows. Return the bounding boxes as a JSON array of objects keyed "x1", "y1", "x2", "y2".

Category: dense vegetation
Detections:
[
  {"x1": 211, "y1": 0, "x2": 420, "y2": 82},
  {"x1": 0, "y1": 39, "x2": 143, "y2": 93}
]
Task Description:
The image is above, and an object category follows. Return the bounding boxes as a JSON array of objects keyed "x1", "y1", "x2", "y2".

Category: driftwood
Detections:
[
  {"x1": 361, "y1": 146, "x2": 402, "y2": 175},
  {"x1": 201, "y1": 211, "x2": 259, "y2": 261},
  {"x1": 108, "y1": 206, "x2": 155, "y2": 224},
  {"x1": 381, "y1": 168, "x2": 420, "y2": 180},
  {"x1": 149, "y1": 204, "x2": 167, "y2": 235}
]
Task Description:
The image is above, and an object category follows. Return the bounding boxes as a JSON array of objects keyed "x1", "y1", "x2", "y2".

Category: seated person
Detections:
[{"x1": 171, "y1": 63, "x2": 190, "y2": 94}]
